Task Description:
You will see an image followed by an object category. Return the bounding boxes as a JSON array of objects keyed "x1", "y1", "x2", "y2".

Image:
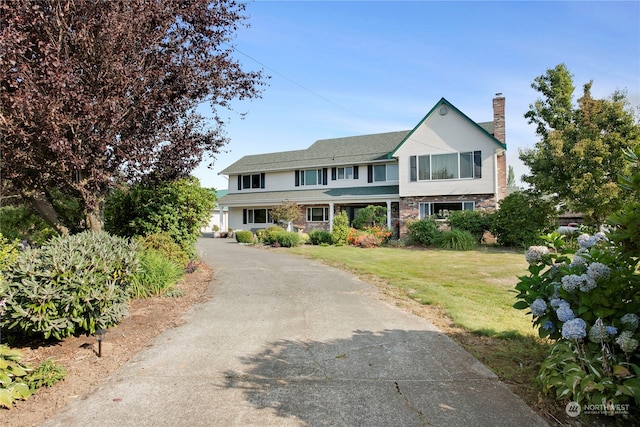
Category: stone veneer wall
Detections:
[{"x1": 398, "y1": 194, "x2": 497, "y2": 237}]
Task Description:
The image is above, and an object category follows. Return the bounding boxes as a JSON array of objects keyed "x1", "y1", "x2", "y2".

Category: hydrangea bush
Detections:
[{"x1": 514, "y1": 230, "x2": 640, "y2": 410}]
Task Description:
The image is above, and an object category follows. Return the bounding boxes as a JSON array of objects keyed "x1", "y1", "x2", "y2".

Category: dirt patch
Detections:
[{"x1": 1, "y1": 262, "x2": 212, "y2": 427}]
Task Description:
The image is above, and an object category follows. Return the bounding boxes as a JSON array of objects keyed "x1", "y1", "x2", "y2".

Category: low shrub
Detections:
[
  {"x1": 0, "y1": 345, "x2": 31, "y2": 408},
  {"x1": 1, "y1": 231, "x2": 138, "y2": 340},
  {"x1": 347, "y1": 227, "x2": 391, "y2": 248},
  {"x1": 332, "y1": 211, "x2": 350, "y2": 244},
  {"x1": 448, "y1": 210, "x2": 492, "y2": 244},
  {"x1": 137, "y1": 232, "x2": 190, "y2": 267},
  {"x1": 309, "y1": 230, "x2": 332, "y2": 245},
  {"x1": 406, "y1": 219, "x2": 439, "y2": 246},
  {"x1": 24, "y1": 358, "x2": 66, "y2": 391},
  {"x1": 129, "y1": 249, "x2": 184, "y2": 298},
  {"x1": 269, "y1": 231, "x2": 301, "y2": 247},
  {"x1": 434, "y1": 229, "x2": 477, "y2": 251},
  {"x1": 235, "y1": 230, "x2": 254, "y2": 244},
  {"x1": 263, "y1": 226, "x2": 286, "y2": 245}
]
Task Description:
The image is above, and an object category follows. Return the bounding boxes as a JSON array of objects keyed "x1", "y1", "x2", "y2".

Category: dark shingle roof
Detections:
[{"x1": 219, "y1": 130, "x2": 409, "y2": 175}]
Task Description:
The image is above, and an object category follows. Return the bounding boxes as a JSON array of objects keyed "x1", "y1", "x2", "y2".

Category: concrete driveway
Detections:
[{"x1": 43, "y1": 238, "x2": 547, "y2": 426}]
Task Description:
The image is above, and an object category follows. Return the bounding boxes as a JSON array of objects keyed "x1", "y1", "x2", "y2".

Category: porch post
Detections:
[
  {"x1": 329, "y1": 202, "x2": 335, "y2": 232},
  {"x1": 386, "y1": 200, "x2": 392, "y2": 229},
  {"x1": 219, "y1": 205, "x2": 225, "y2": 231}
]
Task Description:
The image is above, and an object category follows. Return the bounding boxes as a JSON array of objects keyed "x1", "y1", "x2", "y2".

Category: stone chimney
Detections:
[
  {"x1": 492, "y1": 93, "x2": 505, "y2": 144},
  {"x1": 492, "y1": 94, "x2": 507, "y2": 202}
]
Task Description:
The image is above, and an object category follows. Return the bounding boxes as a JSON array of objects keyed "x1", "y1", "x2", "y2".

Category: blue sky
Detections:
[{"x1": 193, "y1": 0, "x2": 640, "y2": 191}]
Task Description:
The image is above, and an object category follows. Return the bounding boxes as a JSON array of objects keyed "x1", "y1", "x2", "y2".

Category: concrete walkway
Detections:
[{"x1": 43, "y1": 238, "x2": 548, "y2": 426}]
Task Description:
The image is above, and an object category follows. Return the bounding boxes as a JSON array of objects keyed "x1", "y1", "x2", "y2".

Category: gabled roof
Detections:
[
  {"x1": 389, "y1": 97, "x2": 506, "y2": 157},
  {"x1": 219, "y1": 97, "x2": 505, "y2": 176},
  {"x1": 219, "y1": 130, "x2": 409, "y2": 175}
]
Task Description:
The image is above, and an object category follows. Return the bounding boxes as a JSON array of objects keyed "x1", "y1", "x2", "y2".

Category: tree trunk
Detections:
[
  {"x1": 26, "y1": 193, "x2": 70, "y2": 235},
  {"x1": 85, "y1": 211, "x2": 104, "y2": 232}
]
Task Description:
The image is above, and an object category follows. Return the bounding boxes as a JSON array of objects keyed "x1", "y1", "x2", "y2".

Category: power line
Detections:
[{"x1": 225, "y1": 43, "x2": 368, "y2": 120}]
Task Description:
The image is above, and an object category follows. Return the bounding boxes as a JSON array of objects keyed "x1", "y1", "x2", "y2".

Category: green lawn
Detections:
[{"x1": 290, "y1": 245, "x2": 534, "y2": 338}]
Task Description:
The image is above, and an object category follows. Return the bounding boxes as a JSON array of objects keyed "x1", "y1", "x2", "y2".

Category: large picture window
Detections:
[
  {"x1": 419, "y1": 202, "x2": 475, "y2": 219},
  {"x1": 412, "y1": 151, "x2": 481, "y2": 181}
]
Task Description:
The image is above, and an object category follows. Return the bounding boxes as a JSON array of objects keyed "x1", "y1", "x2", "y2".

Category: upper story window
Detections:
[
  {"x1": 295, "y1": 168, "x2": 328, "y2": 186},
  {"x1": 237, "y1": 173, "x2": 265, "y2": 190},
  {"x1": 331, "y1": 166, "x2": 359, "y2": 180},
  {"x1": 410, "y1": 151, "x2": 481, "y2": 181},
  {"x1": 367, "y1": 163, "x2": 398, "y2": 183}
]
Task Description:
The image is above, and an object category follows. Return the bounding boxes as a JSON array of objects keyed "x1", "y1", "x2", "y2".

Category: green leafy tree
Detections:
[
  {"x1": 520, "y1": 64, "x2": 640, "y2": 226},
  {"x1": 352, "y1": 205, "x2": 387, "y2": 229},
  {"x1": 0, "y1": 1, "x2": 265, "y2": 233},
  {"x1": 491, "y1": 191, "x2": 555, "y2": 248},
  {"x1": 104, "y1": 177, "x2": 215, "y2": 258}
]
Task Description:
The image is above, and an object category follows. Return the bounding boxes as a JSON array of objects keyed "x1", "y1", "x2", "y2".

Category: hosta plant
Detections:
[{"x1": 0, "y1": 345, "x2": 31, "y2": 408}]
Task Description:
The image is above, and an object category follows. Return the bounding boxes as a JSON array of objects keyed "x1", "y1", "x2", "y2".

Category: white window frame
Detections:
[
  {"x1": 373, "y1": 164, "x2": 398, "y2": 182},
  {"x1": 246, "y1": 209, "x2": 272, "y2": 224},
  {"x1": 418, "y1": 201, "x2": 475, "y2": 219},
  {"x1": 301, "y1": 169, "x2": 322, "y2": 186},
  {"x1": 417, "y1": 152, "x2": 478, "y2": 181},
  {"x1": 306, "y1": 207, "x2": 329, "y2": 222},
  {"x1": 337, "y1": 166, "x2": 353, "y2": 180}
]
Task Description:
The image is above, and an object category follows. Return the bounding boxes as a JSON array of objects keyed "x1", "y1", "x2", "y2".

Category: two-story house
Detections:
[{"x1": 217, "y1": 96, "x2": 507, "y2": 238}]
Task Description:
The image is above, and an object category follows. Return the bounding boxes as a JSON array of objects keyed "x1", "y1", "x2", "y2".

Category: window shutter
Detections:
[
  {"x1": 242, "y1": 209, "x2": 247, "y2": 224},
  {"x1": 260, "y1": 172, "x2": 265, "y2": 188},
  {"x1": 410, "y1": 156, "x2": 417, "y2": 182},
  {"x1": 322, "y1": 168, "x2": 328, "y2": 185},
  {"x1": 295, "y1": 170, "x2": 300, "y2": 187},
  {"x1": 354, "y1": 165, "x2": 359, "y2": 179},
  {"x1": 331, "y1": 167, "x2": 337, "y2": 180},
  {"x1": 474, "y1": 151, "x2": 482, "y2": 178},
  {"x1": 367, "y1": 165, "x2": 373, "y2": 183},
  {"x1": 237, "y1": 175, "x2": 242, "y2": 190}
]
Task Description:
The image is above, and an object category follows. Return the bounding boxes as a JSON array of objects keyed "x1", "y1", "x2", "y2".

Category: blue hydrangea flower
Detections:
[
  {"x1": 561, "y1": 274, "x2": 582, "y2": 292},
  {"x1": 525, "y1": 246, "x2": 550, "y2": 265},
  {"x1": 569, "y1": 253, "x2": 587, "y2": 268},
  {"x1": 562, "y1": 318, "x2": 587, "y2": 340},
  {"x1": 556, "y1": 302, "x2": 575, "y2": 322},
  {"x1": 605, "y1": 326, "x2": 618, "y2": 336},
  {"x1": 543, "y1": 320, "x2": 556, "y2": 333},
  {"x1": 616, "y1": 331, "x2": 639, "y2": 353},
  {"x1": 578, "y1": 234, "x2": 596, "y2": 248},
  {"x1": 530, "y1": 299, "x2": 547, "y2": 317},
  {"x1": 587, "y1": 262, "x2": 610, "y2": 281},
  {"x1": 549, "y1": 298, "x2": 565, "y2": 309},
  {"x1": 621, "y1": 313, "x2": 639, "y2": 331},
  {"x1": 579, "y1": 276, "x2": 597, "y2": 292}
]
